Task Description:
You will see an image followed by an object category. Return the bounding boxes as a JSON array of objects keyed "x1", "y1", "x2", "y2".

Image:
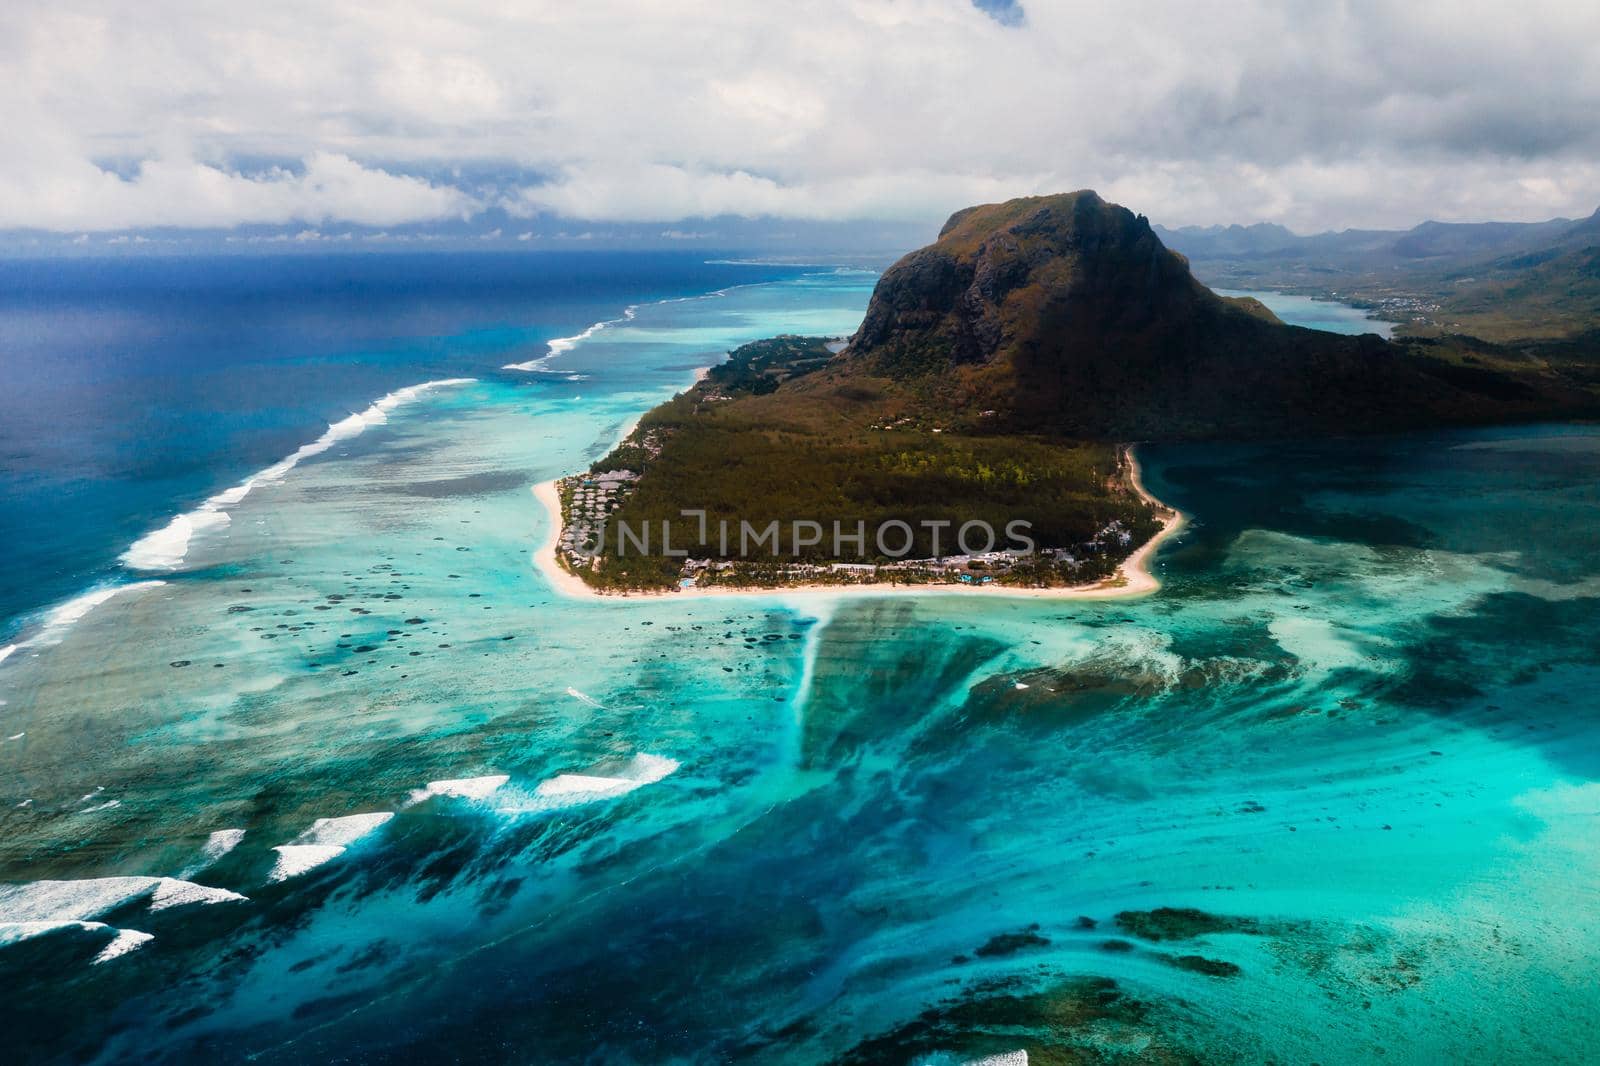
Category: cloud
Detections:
[
  {"x1": 0, "y1": 151, "x2": 476, "y2": 231},
  {"x1": 1, "y1": 1, "x2": 1598, "y2": 233},
  {"x1": 507, "y1": 165, "x2": 1050, "y2": 223}
]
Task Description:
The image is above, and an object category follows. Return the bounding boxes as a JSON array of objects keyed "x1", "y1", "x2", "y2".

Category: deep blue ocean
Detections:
[{"x1": 0, "y1": 253, "x2": 803, "y2": 640}]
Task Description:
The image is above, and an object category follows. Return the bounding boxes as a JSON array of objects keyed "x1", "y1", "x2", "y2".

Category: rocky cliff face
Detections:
[
  {"x1": 853, "y1": 191, "x2": 1210, "y2": 369},
  {"x1": 839, "y1": 190, "x2": 1598, "y2": 439}
]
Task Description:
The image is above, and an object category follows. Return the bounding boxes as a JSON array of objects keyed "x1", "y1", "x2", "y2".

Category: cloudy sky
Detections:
[{"x1": 4, "y1": 0, "x2": 1599, "y2": 239}]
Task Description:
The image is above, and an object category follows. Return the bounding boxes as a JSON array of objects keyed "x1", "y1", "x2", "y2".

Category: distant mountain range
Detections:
[
  {"x1": 1156, "y1": 205, "x2": 1600, "y2": 342},
  {"x1": 1153, "y1": 213, "x2": 1594, "y2": 264}
]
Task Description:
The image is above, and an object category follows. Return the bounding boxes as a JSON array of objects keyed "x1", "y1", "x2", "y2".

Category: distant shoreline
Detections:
[{"x1": 530, "y1": 446, "x2": 1185, "y2": 604}]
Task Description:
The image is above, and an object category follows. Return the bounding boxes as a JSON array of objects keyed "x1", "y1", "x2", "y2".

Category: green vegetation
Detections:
[
  {"x1": 552, "y1": 191, "x2": 1600, "y2": 594},
  {"x1": 1428, "y1": 244, "x2": 1600, "y2": 341},
  {"x1": 1162, "y1": 204, "x2": 1600, "y2": 347},
  {"x1": 1220, "y1": 294, "x2": 1283, "y2": 323},
  {"x1": 699, "y1": 333, "x2": 834, "y2": 395},
  {"x1": 587, "y1": 424, "x2": 1153, "y2": 590},
  {"x1": 558, "y1": 335, "x2": 1158, "y2": 592}
]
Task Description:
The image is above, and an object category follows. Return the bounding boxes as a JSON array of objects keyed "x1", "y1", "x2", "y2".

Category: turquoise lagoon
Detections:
[
  {"x1": 1, "y1": 267, "x2": 1597, "y2": 1063},
  {"x1": 1216, "y1": 288, "x2": 1395, "y2": 338}
]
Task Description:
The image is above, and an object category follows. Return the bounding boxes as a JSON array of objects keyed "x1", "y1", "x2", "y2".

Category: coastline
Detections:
[{"x1": 530, "y1": 445, "x2": 1186, "y2": 604}]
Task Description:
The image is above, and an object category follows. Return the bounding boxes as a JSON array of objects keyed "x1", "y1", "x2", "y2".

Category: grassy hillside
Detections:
[{"x1": 1429, "y1": 243, "x2": 1600, "y2": 342}]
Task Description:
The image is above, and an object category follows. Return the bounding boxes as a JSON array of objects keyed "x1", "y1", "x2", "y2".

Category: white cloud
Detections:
[
  {"x1": 508, "y1": 165, "x2": 1053, "y2": 223},
  {"x1": 1, "y1": 0, "x2": 1598, "y2": 233},
  {"x1": 0, "y1": 150, "x2": 476, "y2": 231}
]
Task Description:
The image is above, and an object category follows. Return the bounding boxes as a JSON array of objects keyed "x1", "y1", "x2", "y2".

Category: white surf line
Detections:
[
  {"x1": 966, "y1": 1052, "x2": 1028, "y2": 1066},
  {"x1": 268, "y1": 812, "x2": 395, "y2": 883},
  {"x1": 0, "y1": 875, "x2": 247, "y2": 965},
  {"x1": 405, "y1": 774, "x2": 511, "y2": 806},
  {"x1": 122, "y1": 377, "x2": 476, "y2": 572},
  {"x1": 501, "y1": 281, "x2": 773, "y2": 373},
  {"x1": 503, "y1": 307, "x2": 637, "y2": 371},
  {"x1": 91, "y1": 928, "x2": 154, "y2": 964},
  {"x1": 253, "y1": 756, "x2": 698, "y2": 1064},
  {"x1": 0, "y1": 580, "x2": 168, "y2": 670},
  {"x1": 179, "y1": 828, "x2": 247, "y2": 879},
  {"x1": 496, "y1": 753, "x2": 679, "y2": 814}
]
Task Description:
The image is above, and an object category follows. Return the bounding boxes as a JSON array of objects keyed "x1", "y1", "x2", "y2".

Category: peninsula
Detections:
[{"x1": 540, "y1": 191, "x2": 1600, "y2": 595}]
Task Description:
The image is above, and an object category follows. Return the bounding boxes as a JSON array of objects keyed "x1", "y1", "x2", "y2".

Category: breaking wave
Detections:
[
  {"x1": 0, "y1": 876, "x2": 247, "y2": 964},
  {"x1": 497, "y1": 753, "x2": 679, "y2": 814},
  {"x1": 503, "y1": 307, "x2": 638, "y2": 371},
  {"x1": 0, "y1": 581, "x2": 167, "y2": 668},
  {"x1": 406, "y1": 774, "x2": 510, "y2": 805},
  {"x1": 180, "y1": 828, "x2": 247, "y2": 879},
  {"x1": 501, "y1": 282, "x2": 764, "y2": 373},
  {"x1": 268, "y1": 811, "x2": 394, "y2": 882},
  {"x1": 122, "y1": 378, "x2": 476, "y2": 571}
]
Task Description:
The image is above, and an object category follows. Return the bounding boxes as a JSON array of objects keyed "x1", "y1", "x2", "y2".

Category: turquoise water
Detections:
[
  {"x1": 0, "y1": 252, "x2": 803, "y2": 637},
  {"x1": 1217, "y1": 288, "x2": 1395, "y2": 338},
  {"x1": 2, "y1": 270, "x2": 1598, "y2": 1063}
]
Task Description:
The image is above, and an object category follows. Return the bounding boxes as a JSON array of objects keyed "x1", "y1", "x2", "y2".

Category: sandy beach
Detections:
[
  {"x1": 531, "y1": 446, "x2": 1185, "y2": 604},
  {"x1": 531, "y1": 478, "x2": 603, "y2": 599}
]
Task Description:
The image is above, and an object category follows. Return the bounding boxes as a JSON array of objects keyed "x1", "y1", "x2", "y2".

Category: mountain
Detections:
[
  {"x1": 554, "y1": 191, "x2": 1600, "y2": 590},
  {"x1": 1567, "y1": 205, "x2": 1600, "y2": 242},
  {"x1": 1389, "y1": 217, "x2": 1576, "y2": 260},
  {"x1": 1409, "y1": 208, "x2": 1600, "y2": 341},
  {"x1": 1150, "y1": 221, "x2": 1305, "y2": 258},
  {"x1": 841, "y1": 191, "x2": 1596, "y2": 438},
  {"x1": 1159, "y1": 204, "x2": 1600, "y2": 343},
  {"x1": 1435, "y1": 242, "x2": 1600, "y2": 342},
  {"x1": 1156, "y1": 214, "x2": 1578, "y2": 267}
]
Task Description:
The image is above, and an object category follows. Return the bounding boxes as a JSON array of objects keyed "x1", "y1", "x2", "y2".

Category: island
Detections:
[{"x1": 537, "y1": 191, "x2": 1600, "y2": 596}]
